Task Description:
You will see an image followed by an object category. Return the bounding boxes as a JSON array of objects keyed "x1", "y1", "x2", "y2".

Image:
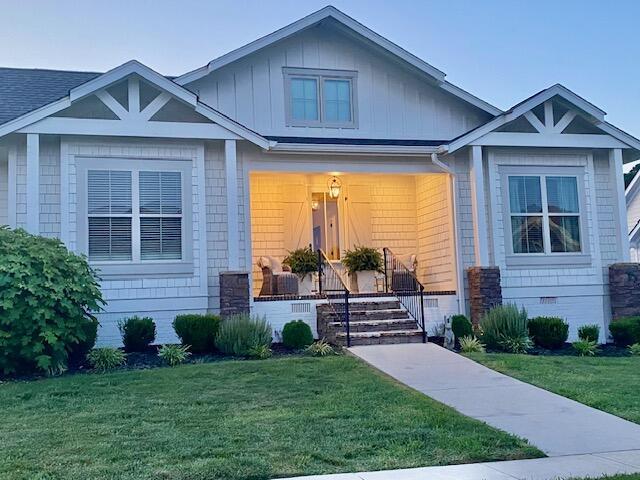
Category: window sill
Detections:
[
  {"x1": 91, "y1": 261, "x2": 194, "y2": 280},
  {"x1": 505, "y1": 253, "x2": 592, "y2": 269}
]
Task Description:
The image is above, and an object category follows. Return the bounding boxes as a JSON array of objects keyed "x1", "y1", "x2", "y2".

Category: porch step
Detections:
[
  {"x1": 335, "y1": 329, "x2": 424, "y2": 346},
  {"x1": 317, "y1": 299, "x2": 424, "y2": 347},
  {"x1": 326, "y1": 318, "x2": 417, "y2": 332}
]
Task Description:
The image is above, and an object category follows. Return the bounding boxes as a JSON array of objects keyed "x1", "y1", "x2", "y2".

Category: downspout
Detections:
[{"x1": 432, "y1": 152, "x2": 466, "y2": 316}]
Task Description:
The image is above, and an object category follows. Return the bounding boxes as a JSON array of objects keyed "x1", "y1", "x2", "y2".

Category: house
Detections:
[{"x1": 0, "y1": 6, "x2": 637, "y2": 346}]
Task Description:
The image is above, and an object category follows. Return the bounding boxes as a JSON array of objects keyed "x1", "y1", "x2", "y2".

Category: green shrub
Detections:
[
  {"x1": 527, "y1": 317, "x2": 569, "y2": 349},
  {"x1": 578, "y1": 324, "x2": 600, "y2": 343},
  {"x1": 609, "y1": 317, "x2": 640, "y2": 347},
  {"x1": 87, "y1": 348, "x2": 126, "y2": 371},
  {"x1": 573, "y1": 340, "x2": 599, "y2": 357},
  {"x1": 306, "y1": 339, "x2": 336, "y2": 357},
  {"x1": 451, "y1": 314, "x2": 473, "y2": 340},
  {"x1": 459, "y1": 336, "x2": 485, "y2": 353},
  {"x1": 480, "y1": 304, "x2": 530, "y2": 352},
  {"x1": 629, "y1": 343, "x2": 640, "y2": 356},
  {"x1": 0, "y1": 228, "x2": 104, "y2": 375},
  {"x1": 247, "y1": 344, "x2": 272, "y2": 359},
  {"x1": 282, "y1": 320, "x2": 314, "y2": 350},
  {"x1": 283, "y1": 246, "x2": 317, "y2": 277},
  {"x1": 158, "y1": 344, "x2": 191, "y2": 366},
  {"x1": 342, "y1": 246, "x2": 383, "y2": 273},
  {"x1": 118, "y1": 316, "x2": 156, "y2": 352},
  {"x1": 173, "y1": 313, "x2": 221, "y2": 354},
  {"x1": 67, "y1": 318, "x2": 99, "y2": 366},
  {"x1": 215, "y1": 314, "x2": 272, "y2": 357}
]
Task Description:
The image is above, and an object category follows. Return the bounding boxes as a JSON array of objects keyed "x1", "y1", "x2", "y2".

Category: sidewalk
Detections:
[{"x1": 280, "y1": 450, "x2": 640, "y2": 480}]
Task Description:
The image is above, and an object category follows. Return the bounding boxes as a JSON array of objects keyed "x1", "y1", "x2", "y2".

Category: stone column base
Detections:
[
  {"x1": 466, "y1": 266, "x2": 502, "y2": 325},
  {"x1": 220, "y1": 271, "x2": 250, "y2": 317},
  {"x1": 609, "y1": 263, "x2": 640, "y2": 320}
]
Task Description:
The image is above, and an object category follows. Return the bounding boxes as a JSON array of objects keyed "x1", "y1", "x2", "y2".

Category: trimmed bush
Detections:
[
  {"x1": 215, "y1": 314, "x2": 272, "y2": 357},
  {"x1": 480, "y1": 304, "x2": 531, "y2": 353},
  {"x1": 282, "y1": 320, "x2": 314, "y2": 350},
  {"x1": 118, "y1": 316, "x2": 156, "y2": 352},
  {"x1": 578, "y1": 324, "x2": 600, "y2": 343},
  {"x1": 87, "y1": 348, "x2": 126, "y2": 371},
  {"x1": 0, "y1": 228, "x2": 104, "y2": 375},
  {"x1": 451, "y1": 314, "x2": 473, "y2": 340},
  {"x1": 158, "y1": 344, "x2": 191, "y2": 366},
  {"x1": 173, "y1": 313, "x2": 221, "y2": 354},
  {"x1": 609, "y1": 317, "x2": 640, "y2": 347},
  {"x1": 528, "y1": 317, "x2": 569, "y2": 349}
]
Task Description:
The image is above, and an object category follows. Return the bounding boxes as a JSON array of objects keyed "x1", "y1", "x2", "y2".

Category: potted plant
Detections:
[
  {"x1": 283, "y1": 246, "x2": 318, "y2": 295},
  {"x1": 342, "y1": 246, "x2": 383, "y2": 293}
]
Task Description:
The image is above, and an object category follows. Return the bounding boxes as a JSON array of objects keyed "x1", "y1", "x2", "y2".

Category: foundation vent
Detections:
[
  {"x1": 291, "y1": 302, "x2": 311, "y2": 314},
  {"x1": 424, "y1": 298, "x2": 439, "y2": 309},
  {"x1": 540, "y1": 297, "x2": 558, "y2": 305}
]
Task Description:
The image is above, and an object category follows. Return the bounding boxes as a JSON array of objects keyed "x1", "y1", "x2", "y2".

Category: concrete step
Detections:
[
  {"x1": 327, "y1": 318, "x2": 417, "y2": 332},
  {"x1": 335, "y1": 329, "x2": 425, "y2": 346}
]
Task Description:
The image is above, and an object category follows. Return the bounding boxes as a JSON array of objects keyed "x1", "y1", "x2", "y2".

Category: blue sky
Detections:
[{"x1": 2, "y1": 0, "x2": 639, "y2": 164}]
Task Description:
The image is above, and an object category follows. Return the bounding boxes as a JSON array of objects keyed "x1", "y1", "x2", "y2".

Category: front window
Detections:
[
  {"x1": 508, "y1": 174, "x2": 582, "y2": 255},
  {"x1": 285, "y1": 68, "x2": 356, "y2": 127},
  {"x1": 87, "y1": 168, "x2": 183, "y2": 263}
]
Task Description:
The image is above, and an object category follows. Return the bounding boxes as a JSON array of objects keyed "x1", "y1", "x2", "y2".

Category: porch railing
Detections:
[
  {"x1": 317, "y1": 249, "x2": 351, "y2": 347},
  {"x1": 383, "y1": 247, "x2": 426, "y2": 343}
]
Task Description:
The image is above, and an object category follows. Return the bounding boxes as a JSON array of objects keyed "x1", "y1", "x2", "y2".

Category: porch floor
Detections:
[{"x1": 253, "y1": 290, "x2": 456, "y2": 302}]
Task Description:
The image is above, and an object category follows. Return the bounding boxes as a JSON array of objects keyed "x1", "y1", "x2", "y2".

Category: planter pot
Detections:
[
  {"x1": 298, "y1": 273, "x2": 316, "y2": 296},
  {"x1": 355, "y1": 270, "x2": 377, "y2": 294}
]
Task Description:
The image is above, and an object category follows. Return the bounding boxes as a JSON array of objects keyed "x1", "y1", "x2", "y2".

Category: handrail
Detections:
[
  {"x1": 317, "y1": 249, "x2": 351, "y2": 347},
  {"x1": 383, "y1": 247, "x2": 426, "y2": 343}
]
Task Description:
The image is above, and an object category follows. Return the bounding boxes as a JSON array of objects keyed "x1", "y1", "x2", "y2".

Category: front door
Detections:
[{"x1": 312, "y1": 192, "x2": 340, "y2": 260}]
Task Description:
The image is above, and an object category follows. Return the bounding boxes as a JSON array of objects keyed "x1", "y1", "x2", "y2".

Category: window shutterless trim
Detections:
[
  {"x1": 76, "y1": 156, "x2": 194, "y2": 278},
  {"x1": 499, "y1": 165, "x2": 591, "y2": 268},
  {"x1": 283, "y1": 67, "x2": 358, "y2": 128}
]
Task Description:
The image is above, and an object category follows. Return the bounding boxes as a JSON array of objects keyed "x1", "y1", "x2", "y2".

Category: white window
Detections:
[
  {"x1": 78, "y1": 158, "x2": 193, "y2": 277},
  {"x1": 284, "y1": 68, "x2": 357, "y2": 127},
  {"x1": 501, "y1": 166, "x2": 590, "y2": 267}
]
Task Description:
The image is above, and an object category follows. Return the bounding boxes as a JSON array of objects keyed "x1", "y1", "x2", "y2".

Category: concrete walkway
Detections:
[
  {"x1": 281, "y1": 450, "x2": 640, "y2": 480},
  {"x1": 350, "y1": 343, "x2": 640, "y2": 457}
]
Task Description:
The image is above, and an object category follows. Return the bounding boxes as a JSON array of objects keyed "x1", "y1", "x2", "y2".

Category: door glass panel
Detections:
[{"x1": 312, "y1": 193, "x2": 340, "y2": 260}]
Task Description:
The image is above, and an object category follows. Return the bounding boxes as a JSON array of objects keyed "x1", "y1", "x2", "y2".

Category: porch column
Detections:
[
  {"x1": 225, "y1": 139, "x2": 240, "y2": 270},
  {"x1": 610, "y1": 148, "x2": 630, "y2": 261},
  {"x1": 26, "y1": 133, "x2": 40, "y2": 234},
  {"x1": 469, "y1": 145, "x2": 489, "y2": 265}
]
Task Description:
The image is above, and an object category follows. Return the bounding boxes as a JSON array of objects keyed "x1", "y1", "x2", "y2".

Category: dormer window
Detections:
[{"x1": 284, "y1": 68, "x2": 357, "y2": 127}]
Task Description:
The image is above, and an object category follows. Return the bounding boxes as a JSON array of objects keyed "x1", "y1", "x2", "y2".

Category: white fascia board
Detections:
[
  {"x1": 70, "y1": 60, "x2": 198, "y2": 106},
  {"x1": 630, "y1": 220, "x2": 640, "y2": 242},
  {"x1": 626, "y1": 163, "x2": 640, "y2": 204},
  {"x1": 175, "y1": 6, "x2": 445, "y2": 85},
  {"x1": 194, "y1": 103, "x2": 273, "y2": 149},
  {"x1": 440, "y1": 82, "x2": 502, "y2": 116},
  {"x1": 0, "y1": 97, "x2": 70, "y2": 138},
  {"x1": 268, "y1": 142, "x2": 439, "y2": 156}
]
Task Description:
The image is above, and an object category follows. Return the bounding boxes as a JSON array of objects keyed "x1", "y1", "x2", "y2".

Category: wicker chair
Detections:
[{"x1": 257, "y1": 256, "x2": 298, "y2": 296}]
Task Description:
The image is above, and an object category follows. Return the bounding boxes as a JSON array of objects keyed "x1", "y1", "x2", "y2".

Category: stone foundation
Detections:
[
  {"x1": 467, "y1": 266, "x2": 502, "y2": 325},
  {"x1": 609, "y1": 263, "x2": 640, "y2": 320},
  {"x1": 220, "y1": 271, "x2": 250, "y2": 317}
]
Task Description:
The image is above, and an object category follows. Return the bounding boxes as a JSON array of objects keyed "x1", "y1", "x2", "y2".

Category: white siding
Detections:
[
  {"x1": 188, "y1": 25, "x2": 492, "y2": 140},
  {"x1": 0, "y1": 156, "x2": 7, "y2": 225},
  {"x1": 627, "y1": 191, "x2": 640, "y2": 238}
]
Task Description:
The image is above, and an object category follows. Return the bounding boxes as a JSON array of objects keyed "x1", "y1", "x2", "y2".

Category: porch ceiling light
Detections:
[{"x1": 327, "y1": 176, "x2": 342, "y2": 199}]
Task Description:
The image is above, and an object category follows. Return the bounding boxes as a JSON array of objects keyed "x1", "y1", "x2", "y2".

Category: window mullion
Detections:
[
  {"x1": 132, "y1": 170, "x2": 141, "y2": 262},
  {"x1": 540, "y1": 175, "x2": 551, "y2": 254}
]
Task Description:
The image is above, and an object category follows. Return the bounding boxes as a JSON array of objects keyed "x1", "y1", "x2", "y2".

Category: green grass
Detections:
[
  {"x1": 0, "y1": 356, "x2": 541, "y2": 480},
  {"x1": 467, "y1": 353, "x2": 640, "y2": 424}
]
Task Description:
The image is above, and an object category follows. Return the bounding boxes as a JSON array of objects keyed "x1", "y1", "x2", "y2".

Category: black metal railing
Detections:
[
  {"x1": 317, "y1": 249, "x2": 351, "y2": 347},
  {"x1": 383, "y1": 247, "x2": 426, "y2": 343}
]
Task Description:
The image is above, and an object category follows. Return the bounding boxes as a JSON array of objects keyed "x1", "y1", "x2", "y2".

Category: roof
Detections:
[
  {"x1": 0, "y1": 67, "x2": 100, "y2": 125},
  {"x1": 175, "y1": 6, "x2": 502, "y2": 116}
]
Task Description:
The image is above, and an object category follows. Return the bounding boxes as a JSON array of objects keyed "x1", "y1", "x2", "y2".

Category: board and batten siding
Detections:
[
  {"x1": 484, "y1": 149, "x2": 617, "y2": 342},
  {"x1": 0, "y1": 157, "x2": 7, "y2": 225},
  {"x1": 187, "y1": 24, "x2": 492, "y2": 140}
]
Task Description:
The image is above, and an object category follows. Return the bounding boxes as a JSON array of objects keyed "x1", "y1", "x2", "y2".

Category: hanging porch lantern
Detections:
[{"x1": 327, "y1": 176, "x2": 342, "y2": 199}]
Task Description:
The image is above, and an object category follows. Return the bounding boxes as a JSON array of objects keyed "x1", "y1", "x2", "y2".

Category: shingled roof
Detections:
[{"x1": 0, "y1": 67, "x2": 101, "y2": 125}]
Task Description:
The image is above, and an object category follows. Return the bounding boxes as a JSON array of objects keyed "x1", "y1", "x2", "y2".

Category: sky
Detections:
[{"x1": 1, "y1": 0, "x2": 639, "y2": 166}]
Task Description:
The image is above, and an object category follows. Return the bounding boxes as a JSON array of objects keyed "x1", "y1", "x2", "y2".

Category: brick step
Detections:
[
  {"x1": 317, "y1": 300, "x2": 401, "y2": 313},
  {"x1": 320, "y1": 309, "x2": 410, "y2": 322},
  {"x1": 326, "y1": 318, "x2": 417, "y2": 332},
  {"x1": 335, "y1": 329, "x2": 424, "y2": 346}
]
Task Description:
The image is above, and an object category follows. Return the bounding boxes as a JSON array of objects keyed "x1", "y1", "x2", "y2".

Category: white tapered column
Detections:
[
  {"x1": 26, "y1": 133, "x2": 40, "y2": 234},
  {"x1": 225, "y1": 140, "x2": 240, "y2": 270},
  {"x1": 470, "y1": 145, "x2": 489, "y2": 265}
]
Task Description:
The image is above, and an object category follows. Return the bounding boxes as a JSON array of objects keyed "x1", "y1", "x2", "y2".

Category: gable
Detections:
[{"x1": 186, "y1": 22, "x2": 495, "y2": 140}]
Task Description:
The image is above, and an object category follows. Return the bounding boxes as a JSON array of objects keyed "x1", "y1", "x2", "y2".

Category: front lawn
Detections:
[
  {"x1": 467, "y1": 353, "x2": 640, "y2": 424},
  {"x1": 0, "y1": 356, "x2": 541, "y2": 480}
]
